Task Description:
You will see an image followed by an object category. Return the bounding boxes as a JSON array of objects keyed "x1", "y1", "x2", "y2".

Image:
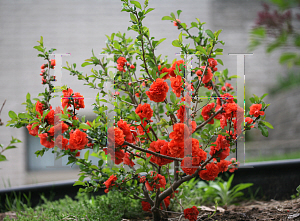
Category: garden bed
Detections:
[{"x1": 1, "y1": 198, "x2": 300, "y2": 220}]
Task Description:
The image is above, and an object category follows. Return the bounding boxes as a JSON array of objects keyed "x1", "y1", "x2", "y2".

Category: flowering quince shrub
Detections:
[{"x1": 7, "y1": 0, "x2": 273, "y2": 220}]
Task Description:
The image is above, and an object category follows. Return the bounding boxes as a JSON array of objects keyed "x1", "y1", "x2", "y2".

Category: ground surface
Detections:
[
  {"x1": 1, "y1": 198, "x2": 300, "y2": 221},
  {"x1": 122, "y1": 198, "x2": 300, "y2": 221}
]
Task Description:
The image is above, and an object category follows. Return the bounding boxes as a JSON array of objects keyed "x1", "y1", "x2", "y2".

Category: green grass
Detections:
[
  {"x1": 245, "y1": 151, "x2": 300, "y2": 163},
  {"x1": 3, "y1": 191, "x2": 143, "y2": 221}
]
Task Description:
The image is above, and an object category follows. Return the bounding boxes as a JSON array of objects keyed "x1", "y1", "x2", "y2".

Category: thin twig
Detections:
[{"x1": 123, "y1": 141, "x2": 182, "y2": 162}]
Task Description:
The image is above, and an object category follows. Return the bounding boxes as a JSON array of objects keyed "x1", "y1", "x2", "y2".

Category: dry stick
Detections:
[
  {"x1": 123, "y1": 141, "x2": 182, "y2": 162},
  {"x1": 0, "y1": 100, "x2": 6, "y2": 115}
]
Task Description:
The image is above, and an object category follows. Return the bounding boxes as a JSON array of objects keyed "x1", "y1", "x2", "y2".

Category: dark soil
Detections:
[
  {"x1": 1, "y1": 198, "x2": 300, "y2": 221},
  {"x1": 123, "y1": 198, "x2": 300, "y2": 221}
]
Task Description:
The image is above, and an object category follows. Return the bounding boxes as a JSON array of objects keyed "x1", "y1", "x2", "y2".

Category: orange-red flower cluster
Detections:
[
  {"x1": 146, "y1": 139, "x2": 173, "y2": 166},
  {"x1": 117, "y1": 56, "x2": 127, "y2": 72},
  {"x1": 69, "y1": 129, "x2": 89, "y2": 150},
  {"x1": 208, "y1": 58, "x2": 218, "y2": 72},
  {"x1": 61, "y1": 88, "x2": 85, "y2": 110},
  {"x1": 196, "y1": 66, "x2": 213, "y2": 84},
  {"x1": 145, "y1": 171, "x2": 167, "y2": 191},
  {"x1": 104, "y1": 175, "x2": 117, "y2": 193},
  {"x1": 201, "y1": 103, "x2": 215, "y2": 124},
  {"x1": 135, "y1": 104, "x2": 153, "y2": 122},
  {"x1": 146, "y1": 78, "x2": 169, "y2": 102},
  {"x1": 222, "y1": 82, "x2": 234, "y2": 91},
  {"x1": 209, "y1": 134, "x2": 230, "y2": 160},
  {"x1": 184, "y1": 206, "x2": 199, "y2": 221},
  {"x1": 170, "y1": 75, "x2": 183, "y2": 97},
  {"x1": 199, "y1": 162, "x2": 219, "y2": 181},
  {"x1": 180, "y1": 138, "x2": 207, "y2": 175},
  {"x1": 249, "y1": 104, "x2": 264, "y2": 118}
]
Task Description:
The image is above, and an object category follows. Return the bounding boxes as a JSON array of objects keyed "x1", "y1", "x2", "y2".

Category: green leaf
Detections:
[
  {"x1": 33, "y1": 45, "x2": 44, "y2": 52},
  {"x1": 260, "y1": 93, "x2": 268, "y2": 100},
  {"x1": 177, "y1": 10, "x2": 182, "y2": 18},
  {"x1": 279, "y1": 52, "x2": 297, "y2": 64},
  {"x1": 81, "y1": 62, "x2": 92, "y2": 67},
  {"x1": 172, "y1": 40, "x2": 181, "y2": 47},
  {"x1": 228, "y1": 75, "x2": 239, "y2": 79},
  {"x1": 114, "y1": 41, "x2": 121, "y2": 50},
  {"x1": 180, "y1": 23, "x2": 187, "y2": 29},
  {"x1": 261, "y1": 121, "x2": 274, "y2": 129},
  {"x1": 0, "y1": 154, "x2": 7, "y2": 161},
  {"x1": 170, "y1": 12, "x2": 176, "y2": 19},
  {"x1": 26, "y1": 93, "x2": 31, "y2": 101},
  {"x1": 258, "y1": 124, "x2": 268, "y2": 137},
  {"x1": 90, "y1": 152, "x2": 102, "y2": 159},
  {"x1": 79, "y1": 123, "x2": 92, "y2": 130},
  {"x1": 18, "y1": 113, "x2": 32, "y2": 119},
  {"x1": 156, "y1": 38, "x2": 166, "y2": 47},
  {"x1": 178, "y1": 32, "x2": 183, "y2": 43},
  {"x1": 8, "y1": 111, "x2": 18, "y2": 119},
  {"x1": 205, "y1": 29, "x2": 214, "y2": 39},
  {"x1": 170, "y1": 92, "x2": 176, "y2": 104},
  {"x1": 223, "y1": 69, "x2": 228, "y2": 78},
  {"x1": 130, "y1": 0, "x2": 142, "y2": 10},
  {"x1": 84, "y1": 150, "x2": 89, "y2": 160},
  {"x1": 89, "y1": 165, "x2": 99, "y2": 170},
  {"x1": 253, "y1": 94, "x2": 260, "y2": 103},
  {"x1": 73, "y1": 181, "x2": 85, "y2": 186},
  {"x1": 161, "y1": 16, "x2": 173, "y2": 21},
  {"x1": 250, "y1": 27, "x2": 266, "y2": 38},
  {"x1": 191, "y1": 22, "x2": 198, "y2": 28},
  {"x1": 216, "y1": 59, "x2": 223, "y2": 65},
  {"x1": 145, "y1": 8, "x2": 154, "y2": 14},
  {"x1": 196, "y1": 46, "x2": 207, "y2": 55},
  {"x1": 166, "y1": 103, "x2": 171, "y2": 112},
  {"x1": 159, "y1": 72, "x2": 169, "y2": 79},
  {"x1": 6, "y1": 145, "x2": 17, "y2": 150}
]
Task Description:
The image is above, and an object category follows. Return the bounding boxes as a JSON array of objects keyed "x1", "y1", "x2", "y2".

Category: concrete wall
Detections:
[{"x1": 0, "y1": 0, "x2": 294, "y2": 188}]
